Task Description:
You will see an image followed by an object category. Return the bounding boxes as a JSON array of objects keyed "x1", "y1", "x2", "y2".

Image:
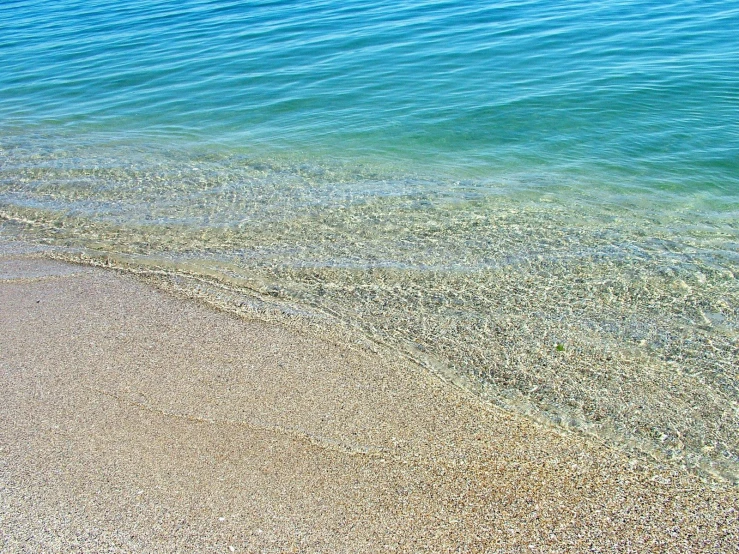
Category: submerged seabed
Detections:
[{"x1": 1, "y1": 138, "x2": 737, "y2": 485}]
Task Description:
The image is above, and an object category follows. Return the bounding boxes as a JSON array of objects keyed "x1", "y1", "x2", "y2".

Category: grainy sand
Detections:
[{"x1": 1, "y1": 251, "x2": 737, "y2": 553}]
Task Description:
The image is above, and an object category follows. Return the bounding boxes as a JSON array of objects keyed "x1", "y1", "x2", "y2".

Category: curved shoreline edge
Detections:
[{"x1": 1, "y1": 250, "x2": 737, "y2": 551}]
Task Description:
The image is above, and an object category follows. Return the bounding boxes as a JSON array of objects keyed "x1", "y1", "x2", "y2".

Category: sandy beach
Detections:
[{"x1": 1, "y1": 249, "x2": 737, "y2": 553}]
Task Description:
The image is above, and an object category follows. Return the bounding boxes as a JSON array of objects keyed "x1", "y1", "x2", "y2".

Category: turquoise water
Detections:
[
  {"x1": 1, "y1": 0, "x2": 738, "y2": 482},
  {"x1": 3, "y1": 0, "x2": 738, "y2": 185}
]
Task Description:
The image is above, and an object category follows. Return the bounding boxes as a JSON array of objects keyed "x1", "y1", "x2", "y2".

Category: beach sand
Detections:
[{"x1": 1, "y1": 250, "x2": 737, "y2": 552}]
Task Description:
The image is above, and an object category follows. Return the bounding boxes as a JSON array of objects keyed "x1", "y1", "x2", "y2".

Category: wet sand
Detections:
[{"x1": 1, "y1": 252, "x2": 737, "y2": 552}]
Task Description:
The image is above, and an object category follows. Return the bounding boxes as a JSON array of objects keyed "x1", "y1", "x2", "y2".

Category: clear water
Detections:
[{"x1": 1, "y1": 0, "x2": 738, "y2": 482}]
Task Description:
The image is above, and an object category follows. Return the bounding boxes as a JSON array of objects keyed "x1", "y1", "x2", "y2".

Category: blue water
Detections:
[
  {"x1": 2, "y1": 0, "x2": 738, "y2": 186},
  {"x1": 1, "y1": 0, "x2": 738, "y2": 482}
]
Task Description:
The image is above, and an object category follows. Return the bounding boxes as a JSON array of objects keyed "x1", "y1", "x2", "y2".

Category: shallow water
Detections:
[{"x1": 1, "y1": 0, "x2": 738, "y2": 482}]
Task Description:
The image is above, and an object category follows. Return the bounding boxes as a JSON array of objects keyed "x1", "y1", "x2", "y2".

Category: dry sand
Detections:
[{"x1": 1, "y1": 250, "x2": 737, "y2": 552}]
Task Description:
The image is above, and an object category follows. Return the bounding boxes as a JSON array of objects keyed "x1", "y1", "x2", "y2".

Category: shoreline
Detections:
[{"x1": 1, "y1": 251, "x2": 737, "y2": 552}]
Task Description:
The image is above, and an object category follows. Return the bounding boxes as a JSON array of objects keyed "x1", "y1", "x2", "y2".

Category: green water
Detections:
[{"x1": 1, "y1": 0, "x2": 738, "y2": 483}]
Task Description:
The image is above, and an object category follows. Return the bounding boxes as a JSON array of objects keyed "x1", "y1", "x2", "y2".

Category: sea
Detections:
[{"x1": 1, "y1": 0, "x2": 737, "y2": 483}]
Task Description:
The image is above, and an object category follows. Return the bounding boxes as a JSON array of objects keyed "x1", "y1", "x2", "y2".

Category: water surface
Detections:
[{"x1": 1, "y1": 0, "x2": 738, "y2": 482}]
